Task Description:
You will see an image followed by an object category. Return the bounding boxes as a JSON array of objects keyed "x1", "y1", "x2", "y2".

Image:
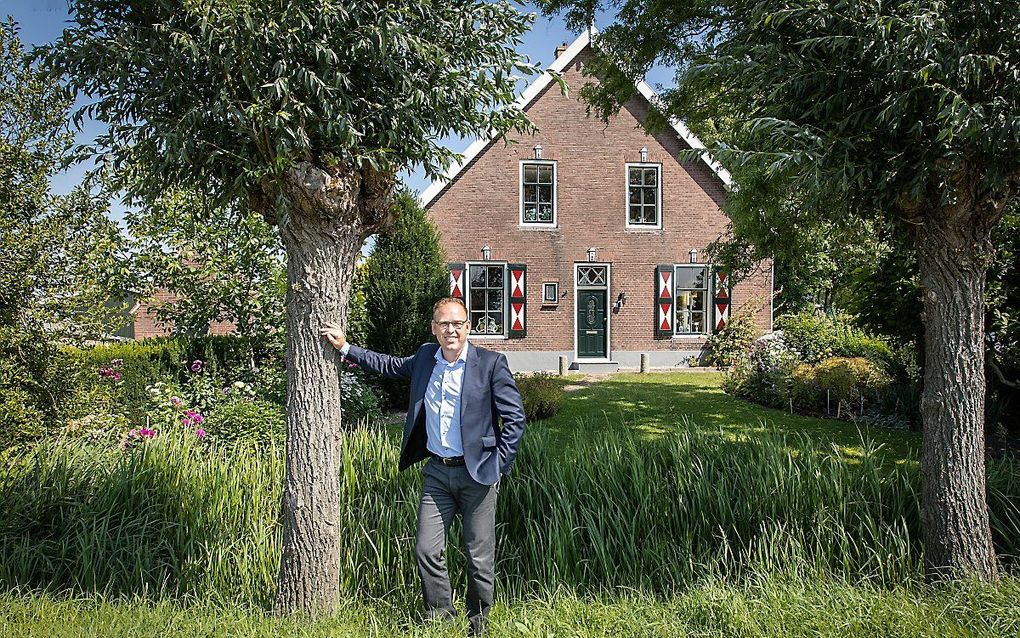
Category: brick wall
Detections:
[
  {"x1": 131, "y1": 289, "x2": 237, "y2": 340},
  {"x1": 428, "y1": 47, "x2": 773, "y2": 359}
]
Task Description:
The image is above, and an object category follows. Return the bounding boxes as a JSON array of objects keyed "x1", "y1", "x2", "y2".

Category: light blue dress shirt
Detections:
[
  {"x1": 339, "y1": 341, "x2": 467, "y2": 457},
  {"x1": 422, "y1": 341, "x2": 468, "y2": 457}
]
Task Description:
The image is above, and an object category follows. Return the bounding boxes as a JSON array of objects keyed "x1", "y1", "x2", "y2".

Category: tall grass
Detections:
[
  {"x1": 1, "y1": 422, "x2": 1017, "y2": 607},
  {"x1": 5, "y1": 577, "x2": 1020, "y2": 637}
]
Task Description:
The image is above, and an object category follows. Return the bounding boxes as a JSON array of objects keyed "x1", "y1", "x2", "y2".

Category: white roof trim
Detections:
[
  {"x1": 419, "y1": 27, "x2": 731, "y2": 207},
  {"x1": 633, "y1": 79, "x2": 733, "y2": 187}
]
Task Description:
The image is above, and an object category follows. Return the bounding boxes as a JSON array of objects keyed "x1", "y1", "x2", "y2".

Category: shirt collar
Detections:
[{"x1": 435, "y1": 340, "x2": 469, "y2": 366}]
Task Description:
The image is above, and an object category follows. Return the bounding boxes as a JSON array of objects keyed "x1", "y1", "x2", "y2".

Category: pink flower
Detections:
[
  {"x1": 112, "y1": 371, "x2": 122, "y2": 381},
  {"x1": 170, "y1": 396, "x2": 182, "y2": 407},
  {"x1": 190, "y1": 359, "x2": 204, "y2": 373},
  {"x1": 194, "y1": 428, "x2": 206, "y2": 439},
  {"x1": 138, "y1": 427, "x2": 156, "y2": 439}
]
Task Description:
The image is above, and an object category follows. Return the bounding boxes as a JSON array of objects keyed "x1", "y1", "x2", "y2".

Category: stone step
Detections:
[{"x1": 570, "y1": 360, "x2": 620, "y2": 374}]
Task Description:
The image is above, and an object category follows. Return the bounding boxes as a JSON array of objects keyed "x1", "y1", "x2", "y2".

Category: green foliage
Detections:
[
  {"x1": 45, "y1": 0, "x2": 540, "y2": 209},
  {"x1": 549, "y1": 0, "x2": 1020, "y2": 226},
  {"x1": 704, "y1": 311, "x2": 762, "y2": 367},
  {"x1": 725, "y1": 314, "x2": 912, "y2": 420},
  {"x1": 777, "y1": 312, "x2": 895, "y2": 367},
  {"x1": 0, "y1": 387, "x2": 47, "y2": 452},
  {"x1": 2, "y1": 18, "x2": 132, "y2": 342},
  {"x1": 514, "y1": 373, "x2": 566, "y2": 421},
  {"x1": 204, "y1": 398, "x2": 285, "y2": 446},
  {"x1": 338, "y1": 368, "x2": 383, "y2": 425},
  {"x1": 723, "y1": 337, "x2": 801, "y2": 410},
  {"x1": 0, "y1": 324, "x2": 63, "y2": 450},
  {"x1": 361, "y1": 191, "x2": 447, "y2": 405},
  {"x1": 1, "y1": 424, "x2": 1017, "y2": 602},
  {"x1": 57, "y1": 336, "x2": 286, "y2": 426},
  {"x1": 362, "y1": 191, "x2": 447, "y2": 355},
  {"x1": 5, "y1": 579, "x2": 1020, "y2": 638},
  {"x1": 792, "y1": 358, "x2": 893, "y2": 412},
  {"x1": 126, "y1": 190, "x2": 286, "y2": 351},
  {"x1": 986, "y1": 204, "x2": 1020, "y2": 433}
]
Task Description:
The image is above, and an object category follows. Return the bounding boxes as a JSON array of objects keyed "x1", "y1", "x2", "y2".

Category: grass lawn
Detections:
[
  {"x1": 537, "y1": 371, "x2": 918, "y2": 462},
  {"x1": 4, "y1": 577, "x2": 1020, "y2": 637}
]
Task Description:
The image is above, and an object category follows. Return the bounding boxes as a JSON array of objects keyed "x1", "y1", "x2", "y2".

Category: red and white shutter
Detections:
[
  {"x1": 448, "y1": 263, "x2": 465, "y2": 299},
  {"x1": 713, "y1": 268, "x2": 731, "y2": 332},
  {"x1": 655, "y1": 265, "x2": 674, "y2": 337},
  {"x1": 508, "y1": 263, "x2": 527, "y2": 338}
]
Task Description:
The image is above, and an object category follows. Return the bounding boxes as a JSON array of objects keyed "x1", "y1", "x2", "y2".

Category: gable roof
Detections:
[{"x1": 419, "y1": 27, "x2": 733, "y2": 208}]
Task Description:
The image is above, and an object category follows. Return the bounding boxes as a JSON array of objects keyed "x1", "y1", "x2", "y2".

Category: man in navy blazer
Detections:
[{"x1": 322, "y1": 296, "x2": 526, "y2": 634}]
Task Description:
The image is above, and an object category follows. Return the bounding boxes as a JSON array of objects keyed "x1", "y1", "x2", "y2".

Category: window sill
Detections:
[
  {"x1": 625, "y1": 225, "x2": 663, "y2": 233},
  {"x1": 469, "y1": 335, "x2": 508, "y2": 341},
  {"x1": 519, "y1": 224, "x2": 559, "y2": 230},
  {"x1": 672, "y1": 334, "x2": 709, "y2": 340}
]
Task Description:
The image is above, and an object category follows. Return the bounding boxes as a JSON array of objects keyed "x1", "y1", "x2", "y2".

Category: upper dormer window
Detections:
[
  {"x1": 626, "y1": 163, "x2": 661, "y2": 229},
  {"x1": 520, "y1": 160, "x2": 556, "y2": 226}
]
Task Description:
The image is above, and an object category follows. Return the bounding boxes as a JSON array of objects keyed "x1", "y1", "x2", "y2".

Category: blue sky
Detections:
[{"x1": 6, "y1": 1, "x2": 668, "y2": 224}]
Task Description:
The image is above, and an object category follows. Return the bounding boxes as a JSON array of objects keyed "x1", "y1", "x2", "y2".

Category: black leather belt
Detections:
[{"x1": 431, "y1": 454, "x2": 465, "y2": 466}]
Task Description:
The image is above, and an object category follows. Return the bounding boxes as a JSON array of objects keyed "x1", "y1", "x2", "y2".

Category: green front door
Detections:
[{"x1": 577, "y1": 289, "x2": 607, "y2": 358}]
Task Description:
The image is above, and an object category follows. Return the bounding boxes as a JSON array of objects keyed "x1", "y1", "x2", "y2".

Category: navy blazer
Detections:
[{"x1": 345, "y1": 342, "x2": 527, "y2": 486}]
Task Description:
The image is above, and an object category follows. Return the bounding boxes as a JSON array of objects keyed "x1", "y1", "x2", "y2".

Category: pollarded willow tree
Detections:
[
  {"x1": 45, "y1": 0, "x2": 539, "y2": 613},
  {"x1": 542, "y1": 0, "x2": 1020, "y2": 580}
]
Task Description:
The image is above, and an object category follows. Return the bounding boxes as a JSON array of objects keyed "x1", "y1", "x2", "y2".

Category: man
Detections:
[{"x1": 321, "y1": 296, "x2": 526, "y2": 635}]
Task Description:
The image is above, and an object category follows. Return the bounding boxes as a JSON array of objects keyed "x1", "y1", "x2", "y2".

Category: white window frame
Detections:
[
  {"x1": 542, "y1": 282, "x2": 559, "y2": 305},
  {"x1": 519, "y1": 160, "x2": 558, "y2": 228},
  {"x1": 464, "y1": 261, "x2": 508, "y2": 340},
  {"x1": 625, "y1": 163, "x2": 663, "y2": 230},
  {"x1": 673, "y1": 263, "x2": 712, "y2": 337}
]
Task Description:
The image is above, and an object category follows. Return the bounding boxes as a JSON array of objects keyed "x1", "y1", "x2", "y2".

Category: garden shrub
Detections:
[
  {"x1": 813, "y1": 357, "x2": 892, "y2": 402},
  {"x1": 203, "y1": 397, "x2": 285, "y2": 445},
  {"x1": 0, "y1": 387, "x2": 47, "y2": 451},
  {"x1": 791, "y1": 357, "x2": 893, "y2": 416},
  {"x1": 339, "y1": 367, "x2": 382, "y2": 425},
  {"x1": 515, "y1": 373, "x2": 565, "y2": 421},
  {"x1": 775, "y1": 312, "x2": 838, "y2": 363},
  {"x1": 0, "y1": 325, "x2": 63, "y2": 449},
  {"x1": 705, "y1": 312, "x2": 762, "y2": 367},
  {"x1": 723, "y1": 337, "x2": 800, "y2": 409},
  {"x1": 776, "y1": 311, "x2": 896, "y2": 368}
]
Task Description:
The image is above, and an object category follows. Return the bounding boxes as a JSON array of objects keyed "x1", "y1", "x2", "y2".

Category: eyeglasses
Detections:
[{"x1": 435, "y1": 320, "x2": 468, "y2": 331}]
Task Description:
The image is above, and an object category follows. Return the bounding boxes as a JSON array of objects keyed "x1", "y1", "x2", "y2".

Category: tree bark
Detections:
[
  {"x1": 259, "y1": 161, "x2": 394, "y2": 615},
  {"x1": 915, "y1": 199, "x2": 999, "y2": 582}
]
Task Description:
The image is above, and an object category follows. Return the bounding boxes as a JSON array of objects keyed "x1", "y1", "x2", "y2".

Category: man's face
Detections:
[{"x1": 431, "y1": 302, "x2": 469, "y2": 356}]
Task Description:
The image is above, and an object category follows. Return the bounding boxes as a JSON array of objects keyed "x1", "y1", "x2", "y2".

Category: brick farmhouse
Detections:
[{"x1": 422, "y1": 30, "x2": 773, "y2": 372}]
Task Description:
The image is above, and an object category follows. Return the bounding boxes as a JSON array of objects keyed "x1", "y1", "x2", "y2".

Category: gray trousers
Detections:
[{"x1": 415, "y1": 458, "x2": 499, "y2": 631}]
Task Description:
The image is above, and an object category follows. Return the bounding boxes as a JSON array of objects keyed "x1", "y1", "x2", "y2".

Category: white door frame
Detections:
[{"x1": 573, "y1": 262, "x2": 612, "y2": 361}]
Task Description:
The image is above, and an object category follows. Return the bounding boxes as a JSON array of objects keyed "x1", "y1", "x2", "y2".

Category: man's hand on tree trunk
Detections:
[{"x1": 320, "y1": 321, "x2": 347, "y2": 350}]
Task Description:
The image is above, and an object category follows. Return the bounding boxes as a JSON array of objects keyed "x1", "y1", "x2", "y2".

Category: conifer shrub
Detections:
[{"x1": 360, "y1": 191, "x2": 448, "y2": 408}]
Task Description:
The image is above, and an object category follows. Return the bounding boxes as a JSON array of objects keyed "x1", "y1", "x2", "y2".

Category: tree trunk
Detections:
[
  {"x1": 264, "y1": 161, "x2": 394, "y2": 615},
  {"x1": 915, "y1": 207, "x2": 999, "y2": 582}
]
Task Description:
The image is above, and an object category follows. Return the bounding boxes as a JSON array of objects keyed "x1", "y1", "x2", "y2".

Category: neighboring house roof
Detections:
[{"x1": 419, "y1": 27, "x2": 733, "y2": 208}]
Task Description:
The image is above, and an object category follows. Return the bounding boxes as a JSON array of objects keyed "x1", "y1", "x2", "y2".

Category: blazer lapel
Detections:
[{"x1": 459, "y1": 342, "x2": 479, "y2": 420}]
